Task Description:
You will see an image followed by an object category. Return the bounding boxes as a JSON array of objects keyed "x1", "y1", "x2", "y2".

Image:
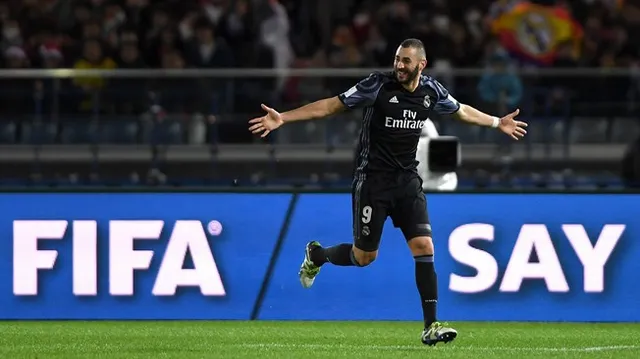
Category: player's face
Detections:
[{"x1": 393, "y1": 47, "x2": 425, "y2": 84}]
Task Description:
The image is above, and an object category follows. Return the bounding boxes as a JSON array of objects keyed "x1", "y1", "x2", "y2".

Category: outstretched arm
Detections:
[
  {"x1": 248, "y1": 97, "x2": 346, "y2": 137},
  {"x1": 428, "y1": 78, "x2": 528, "y2": 140},
  {"x1": 454, "y1": 105, "x2": 527, "y2": 140},
  {"x1": 249, "y1": 72, "x2": 384, "y2": 138},
  {"x1": 281, "y1": 96, "x2": 346, "y2": 123},
  {"x1": 453, "y1": 103, "x2": 503, "y2": 127}
]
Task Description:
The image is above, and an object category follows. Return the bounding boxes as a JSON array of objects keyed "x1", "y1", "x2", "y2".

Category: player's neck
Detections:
[{"x1": 402, "y1": 79, "x2": 420, "y2": 93}]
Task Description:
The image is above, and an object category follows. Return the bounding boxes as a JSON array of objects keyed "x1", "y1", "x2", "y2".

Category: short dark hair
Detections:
[{"x1": 400, "y1": 38, "x2": 426, "y2": 59}]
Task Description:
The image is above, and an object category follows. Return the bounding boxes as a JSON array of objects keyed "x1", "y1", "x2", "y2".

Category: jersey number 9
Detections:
[{"x1": 362, "y1": 206, "x2": 373, "y2": 224}]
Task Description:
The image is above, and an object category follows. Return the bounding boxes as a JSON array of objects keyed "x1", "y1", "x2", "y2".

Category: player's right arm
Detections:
[
  {"x1": 249, "y1": 73, "x2": 383, "y2": 138},
  {"x1": 248, "y1": 98, "x2": 345, "y2": 138},
  {"x1": 280, "y1": 96, "x2": 346, "y2": 123}
]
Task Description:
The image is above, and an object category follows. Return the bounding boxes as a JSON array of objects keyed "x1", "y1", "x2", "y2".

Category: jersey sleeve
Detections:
[
  {"x1": 338, "y1": 72, "x2": 384, "y2": 109},
  {"x1": 430, "y1": 79, "x2": 461, "y2": 115}
]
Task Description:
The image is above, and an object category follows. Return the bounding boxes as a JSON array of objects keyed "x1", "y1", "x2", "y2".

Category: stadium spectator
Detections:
[
  {"x1": 144, "y1": 5, "x2": 171, "y2": 46},
  {"x1": 153, "y1": 49, "x2": 192, "y2": 115},
  {"x1": 1, "y1": 18, "x2": 23, "y2": 52},
  {"x1": 362, "y1": 22, "x2": 387, "y2": 68},
  {"x1": 258, "y1": 0, "x2": 294, "y2": 89},
  {"x1": 4, "y1": 45, "x2": 28, "y2": 69},
  {"x1": 1, "y1": 46, "x2": 31, "y2": 118},
  {"x1": 68, "y1": 2, "x2": 93, "y2": 40},
  {"x1": 477, "y1": 50, "x2": 523, "y2": 149},
  {"x1": 540, "y1": 41, "x2": 576, "y2": 117},
  {"x1": 111, "y1": 40, "x2": 147, "y2": 115},
  {"x1": 115, "y1": 40, "x2": 144, "y2": 69},
  {"x1": 144, "y1": 26, "x2": 183, "y2": 68},
  {"x1": 326, "y1": 23, "x2": 366, "y2": 95},
  {"x1": 477, "y1": 51, "x2": 523, "y2": 116},
  {"x1": 327, "y1": 24, "x2": 366, "y2": 68},
  {"x1": 217, "y1": 0, "x2": 255, "y2": 63},
  {"x1": 377, "y1": 0, "x2": 412, "y2": 64},
  {"x1": 39, "y1": 42, "x2": 65, "y2": 69},
  {"x1": 184, "y1": 17, "x2": 232, "y2": 68},
  {"x1": 119, "y1": 25, "x2": 139, "y2": 45},
  {"x1": 72, "y1": 38, "x2": 116, "y2": 112}
]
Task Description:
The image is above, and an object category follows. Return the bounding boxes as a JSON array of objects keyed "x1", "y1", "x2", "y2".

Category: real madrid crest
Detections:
[
  {"x1": 423, "y1": 95, "x2": 431, "y2": 108},
  {"x1": 362, "y1": 226, "x2": 370, "y2": 236}
]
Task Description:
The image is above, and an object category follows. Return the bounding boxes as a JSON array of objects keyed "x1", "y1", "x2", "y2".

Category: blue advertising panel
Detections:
[
  {"x1": 0, "y1": 193, "x2": 292, "y2": 319},
  {"x1": 260, "y1": 194, "x2": 640, "y2": 322},
  {"x1": 2, "y1": 192, "x2": 639, "y2": 321}
]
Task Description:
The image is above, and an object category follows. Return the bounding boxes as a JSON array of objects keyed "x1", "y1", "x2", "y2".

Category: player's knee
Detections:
[
  {"x1": 352, "y1": 247, "x2": 377, "y2": 267},
  {"x1": 407, "y1": 236, "x2": 434, "y2": 256}
]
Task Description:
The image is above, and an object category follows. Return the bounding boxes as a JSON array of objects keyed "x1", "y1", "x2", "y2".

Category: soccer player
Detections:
[{"x1": 248, "y1": 38, "x2": 527, "y2": 346}]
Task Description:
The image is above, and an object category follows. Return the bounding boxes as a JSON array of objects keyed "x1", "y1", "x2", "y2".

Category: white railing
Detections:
[{"x1": 0, "y1": 67, "x2": 637, "y2": 78}]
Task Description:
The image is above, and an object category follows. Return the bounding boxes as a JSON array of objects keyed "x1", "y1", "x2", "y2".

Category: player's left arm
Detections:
[
  {"x1": 454, "y1": 103, "x2": 503, "y2": 127},
  {"x1": 431, "y1": 79, "x2": 528, "y2": 140}
]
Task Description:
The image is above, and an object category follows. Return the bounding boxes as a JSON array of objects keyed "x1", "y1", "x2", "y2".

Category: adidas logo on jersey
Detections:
[{"x1": 389, "y1": 96, "x2": 399, "y2": 103}]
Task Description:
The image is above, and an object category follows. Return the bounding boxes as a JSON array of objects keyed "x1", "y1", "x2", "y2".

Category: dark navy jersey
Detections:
[{"x1": 338, "y1": 71, "x2": 460, "y2": 176}]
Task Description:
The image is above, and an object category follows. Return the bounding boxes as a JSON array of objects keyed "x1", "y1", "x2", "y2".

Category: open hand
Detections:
[
  {"x1": 248, "y1": 104, "x2": 284, "y2": 138},
  {"x1": 499, "y1": 109, "x2": 528, "y2": 140}
]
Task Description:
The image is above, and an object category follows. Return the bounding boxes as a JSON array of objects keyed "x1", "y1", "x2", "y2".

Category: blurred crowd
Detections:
[
  {"x1": 0, "y1": 0, "x2": 638, "y2": 146},
  {"x1": 2, "y1": 0, "x2": 639, "y2": 70}
]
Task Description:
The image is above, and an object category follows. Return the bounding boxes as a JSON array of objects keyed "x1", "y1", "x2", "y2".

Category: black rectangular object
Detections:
[{"x1": 427, "y1": 136, "x2": 461, "y2": 173}]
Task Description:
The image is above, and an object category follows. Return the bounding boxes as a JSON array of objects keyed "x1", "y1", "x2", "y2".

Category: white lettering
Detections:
[
  {"x1": 449, "y1": 223, "x2": 499, "y2": 293},
  {"x1": 563, "y1": 224, "x2": 625, "y2": 293},
  {"x1": 72, "y1": 221, "x2": 98, "y2": 296},
  {"x1": 500, "y1": 224, "x2": 569, "y2": 293},
  {"x1": 13, "y1": 220, "x2": 66, "y2": 295},
  {"x1": 384, "y1": 117, "x2": 426, "y2": 130},
  {"x1": 109, "y1": 220, "x2": 161, "y2": 296},
  {"x1": 403, "y1": 109, "x2": 417, "y2": 119},
  {"x1": 153, "y1": 221, "x2": 225, "y2": 296},
  {"x1": 12, "y1": 219, "x2": 226, "y2": 297}
]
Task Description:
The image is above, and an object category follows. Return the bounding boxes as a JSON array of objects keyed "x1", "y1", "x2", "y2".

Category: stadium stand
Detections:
[{"x1": 0, "y1": 0, "x2": 638, "y2": 189}]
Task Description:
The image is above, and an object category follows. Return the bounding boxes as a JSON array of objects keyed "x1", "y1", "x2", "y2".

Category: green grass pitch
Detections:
[{"x1": 1, "y1": 321, "x2": 639, "y2": 358}]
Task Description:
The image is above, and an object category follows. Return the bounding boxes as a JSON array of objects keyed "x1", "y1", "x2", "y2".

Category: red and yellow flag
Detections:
[{"x1": 491, "y1": 1, "x2": 583, "y2": 65}]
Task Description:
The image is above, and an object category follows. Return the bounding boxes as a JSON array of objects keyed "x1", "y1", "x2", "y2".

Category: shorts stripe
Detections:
[{"x1": 352, "y1": 173, "x2": 365, "y2": 241}]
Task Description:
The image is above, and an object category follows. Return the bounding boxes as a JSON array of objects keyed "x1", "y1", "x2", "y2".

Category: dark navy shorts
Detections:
[{"x1": 351, "y1": 172, "x2": 432, "y2": 252}]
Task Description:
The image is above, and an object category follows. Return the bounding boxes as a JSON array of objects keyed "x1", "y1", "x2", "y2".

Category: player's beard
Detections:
[{"x1": 394, "y1": 65, "x2": 420, "y2": 84}]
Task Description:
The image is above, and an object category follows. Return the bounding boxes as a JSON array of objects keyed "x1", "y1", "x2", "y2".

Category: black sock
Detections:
[
  {"x1": 415, "y1": 254, "x2": 437, "y2": 328},
  {"x1": 310, "y1": 244, "x2": 357, "y2": 267}
]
